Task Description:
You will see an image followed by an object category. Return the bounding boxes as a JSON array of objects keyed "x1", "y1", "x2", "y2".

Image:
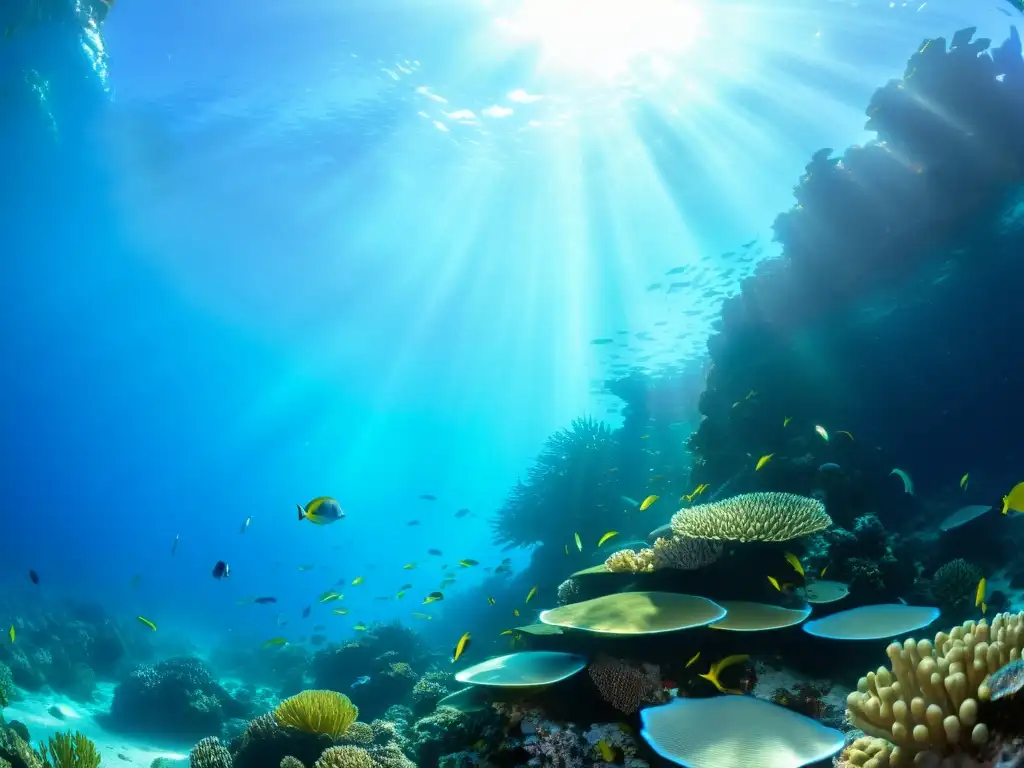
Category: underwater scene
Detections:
[{"x1": 6, "y1": 0, "x2": 1024, "y2": 766}]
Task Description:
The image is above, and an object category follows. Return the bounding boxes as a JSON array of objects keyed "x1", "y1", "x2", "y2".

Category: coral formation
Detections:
[
  {"x1": 273, "y1": 691, "x2": 359, "y2": 740},
  {"x1": 189, "y1": 738, "x2": 232, "y2": 768},
  {"x1": 931, "y1": 559, "x2": 983, "y2": 610},
  {"x1": 587, "y1": 654, "x2": 666, "y2": 715},
  {"x1": 846, "y1": 613, "x2": 1024, "y2": 764},
  {"x1": 671, "y1": 492, "x2": 832, "y2": 542},
  {"x1": 604, "y1": 535, "x2": 722, "y2": 573},
  {"x1": 311, "y1": 746, "x2": 373, "y2": 768}
]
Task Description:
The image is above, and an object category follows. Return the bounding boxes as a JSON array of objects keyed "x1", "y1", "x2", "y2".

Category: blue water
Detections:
[{"x1": 0, "y1": 0, "x2": 1015, "y2": 726}]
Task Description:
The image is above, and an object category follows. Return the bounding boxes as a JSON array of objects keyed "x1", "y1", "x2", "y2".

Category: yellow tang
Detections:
[
  {"x1": 261, "y1": 637, "x2": 287, "y2": 648},
  {"x1": 960, "y1": 473, "x2": 969, "y2": 491},
  {"x1": 755, "y1": 454, "x2": 774, "y2": 471},
  {"x1": 976, "y1": 577, "x2": 986, "y2": 608},
  {"x1": 352, "y1": 576, "x2": 365, "y2": 586},
  {"x1": 136, "y1": 616, "x2": 157, "y2": 631},
  {"x1": 452, "y1": 631, "x2": 471, "y2": 662},
  {"x1": 699, "y1": 654, "x2": 750, "y2": 694},
  {"x1": 639, "y1": 494, "x2": 659, "y2": 511},
  {"x1": 525, "y1": 585, "x2": 538, "y2": 603},
  {"x1": 1002, "y1": 482, "x2": 1024, "y2": 515},
  {"x1": 296, "y1": 496, "x2": 345, "y2": 525},
  {"x1": 597, "y1": 531, "x2": 618, "y2": 548},
  {"x1": 783, "y1": 552, "x2": 804, "y2": 577},
  {"x1": 353, "y1": 623, "x2": 367, "y2": 631},
  {"x1": 574, "y1": 532, "x2": 582, "y2": 552}
]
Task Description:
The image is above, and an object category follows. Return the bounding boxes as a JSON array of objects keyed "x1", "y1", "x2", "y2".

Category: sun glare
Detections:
[{"x1": 497, "y1": 0, "x2": 706, "y2": 80}]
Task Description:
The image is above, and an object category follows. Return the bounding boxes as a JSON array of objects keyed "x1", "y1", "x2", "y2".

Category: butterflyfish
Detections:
[
  {"x1": 136, "y1": 616, "x2": 157, "y2": 631},
  {"x1": 699, "y1": 654, "x2": 750, "y2": 694},
  {"x1": 597, "y1": 531, "x2": 619, "y2": 548},
  {"x1": 639, "y1": 495, "x2": 659, "y2": 511},
  {"x1": 755, "y1": 454, "x2": 774, "y2": 471},
  {"x1": 296, "y1": 497, "x2": 344, "y2": 525}
]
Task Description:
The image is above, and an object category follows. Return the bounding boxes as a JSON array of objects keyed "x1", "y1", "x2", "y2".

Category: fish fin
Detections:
[
  {"x1": 697, "y1": 671, "x2": 720, "y2": 691},
  {"x1": 296, "y1": 504, "x2": 306, "y2": 520}
]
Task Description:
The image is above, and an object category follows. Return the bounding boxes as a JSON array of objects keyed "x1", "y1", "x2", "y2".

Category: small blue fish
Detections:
[{"x1": 351, "y1": 675, "x2": 371, "y2": 689}]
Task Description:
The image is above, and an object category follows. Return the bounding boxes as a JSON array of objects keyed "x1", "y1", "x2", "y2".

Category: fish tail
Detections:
[
  {"x1": 698, "y1": 670, "x2": 722, "y2": 692},
  {"x1": 296, "y1": 504, "x2": 306, "y2": 520}
]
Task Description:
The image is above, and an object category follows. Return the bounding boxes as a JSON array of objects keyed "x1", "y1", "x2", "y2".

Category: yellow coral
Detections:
[
  {"x1": 671, "y1": 492, "x2": 831, "y2": 542},
  {"x1": 846, "y1": 613, "x2": 1024, "y2": 766},
  {"x1": 40, "y1": 732, "x2": 99, "y2": 768},
  {"x1": 836, "y1": 736, "x2": 892, "y2": 768},
  {"x1": 604, "y1": 548, "x2": 655, "y2": 573},
  {"x1": 312, "y1": 746, "x2": 373, "y2": 768},
  {"x1": 273, "y1": 690, "x2": 359, "y2": 740}
]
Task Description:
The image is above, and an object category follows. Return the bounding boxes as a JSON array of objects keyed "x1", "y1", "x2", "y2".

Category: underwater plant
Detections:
[
  {"x1": 38, "y1": 732, "x2": 100, "y2": 768},
  {"x1": 273, "y1": 691, "x2": 359, "y2": 740}
]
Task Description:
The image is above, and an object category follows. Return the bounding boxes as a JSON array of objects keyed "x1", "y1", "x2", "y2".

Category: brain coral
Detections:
[
  {"x1": 846, "y1": 613, "x2": 1024, "y2": 766},
  {"x1": 671, "y1": 492, "x2": 831, "y2": 542},
  {"x1": 587, "y1": 654, "x2": 665, "y2": 714}
]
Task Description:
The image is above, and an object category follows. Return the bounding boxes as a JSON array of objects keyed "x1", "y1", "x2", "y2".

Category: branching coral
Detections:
[
  {"x1": 279, "y1": 758, "x2": 304, "y2": 768},
  {"x1": 671, "y1": 492, "x2": 832, "y2": 542},
  {"x1": 604, "y1": 536, "x2": 722, "y2": 573},
  {"x1": 273, "y1": 691, "x2": 358, "y2": 739},
  {"x1": 0, "y1": 663, "x2": 13, "y2": 708},
  {"x1": 188, "y1": 738, "x2": 230, "y2": 768},
  {"x1": 311, "y1": 746, "x2": 373, "y2": 768},
  {"x1": 846, "y1": 613, "x2": 1024, "y2": 765},
  {"x1": 339, "y1": 722, "x2": 373, "y2": 746}
]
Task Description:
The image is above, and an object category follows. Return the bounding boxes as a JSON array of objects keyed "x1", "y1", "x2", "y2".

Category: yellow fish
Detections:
[
  {"x1": 755, "y1": 453, "x2": 774, "y2": 471},
  {"x1": 486, "y1": 596, "x2": 496, "y2": 606},
  {"x1": 814, "y1": 425, "x2": 829, "y2": 441},
  {"x1": 514, "y1": 609, "x2": 521, "y2": 617},
  {"x1": 820, "y1": 565, "x2": 829, "y2": 578},
  {"x1": 699, "y1": 654, "x2": 750, "y2": 694},
  {"x1": 783, "y1": 416, "x2": 792, "y2": 427},
  {"x1": 696, "y1": 484, "x2": 709, "y2": 496},
  {"x1": 597, "y1": 531, "x2": 619, "y2": 548},
  {"x1": 411, "y1": 612, "x2": 433, "y2": 620},
  {"x1": 767, "y1": 576, "x2": 787, "y2": 592},
  {"x1": 296, "y1": 496, "x2": 344, "y2": 525},
  {"x1": 597, "y1": 740, "x2": 615, "y2": 762},
  {"x1": 458, "y1": 559, "x2": 479, "y2": 567},
  {"x1": 423, "y1": 592, "x2": 444, "y2": 604},
  {"x1": 526, "y1": 586, "x2": 538, "y2": 603},
  {"x1": 261, "y1": 637, "x2": 287, "y2": 648},
  {"x1": 396, "y1": 591, "x2": 406, "y2": 599},
  {"x1": 500, "y1": 629, "x2": 514, "y2": 635},
  {"x1": 783, "y1": 552, "x2": 804, "y2": 577},
  {"x1": 319, "y1": 591, "x2": 342, "y2": 603},
  {"x1": 7, "y1": 625, "x2": 13, "y2": 643},
  {"x1": 136, "y1": 616, "x2": 157, "y2": 631},
  {"x1": 836, "y1": 430, "x2": 854, "y2": 441},
  {"x1": 574, "y1": 532, "x2": 582, "y2": 552},
  {"x1": 982, "y1": 602, "x2": 988, "y2": 615},
  {"x1": 452, "y1": 631, "x2": 471, "y2": 662},
  {"x1": 976, "y1": 577, "x2": 986, "y2": 608},
  {"x1": 685, "y1": 651, "x2": 700, "y2": 668},
  {"x1": 332, "y1": 608, "x2": 349, "y2": 615},
  {"x1": 351, "y1": 576, "x2": 364, "y2": 586},
  {"x1": 353, "y1": 623, "x2": 367, "y2": 631},
  {"x1": 960, "y1": 473, "x2": 969, "y2": 491},
  {"x1": 403, "y1": 563, "x2": 417, "y2": 570},
  {"x1": 1002, "y1": 482, "x2": 1024, "y2": 514},
  {"x1": 639, "y1": 494, "x2": 659, "y2": 511}
]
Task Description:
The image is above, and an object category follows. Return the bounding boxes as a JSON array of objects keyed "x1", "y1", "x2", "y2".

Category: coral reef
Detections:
[
  {"x1": 273, "y1": 691, "x2": 359, "y2": 740},
  {"x1": 105, "y1": 657, "x2": 249, "y2": 741},
  {"x1": 671, "y1": 492, "x2": 832, "y2": 542},
  {"x1": 586, "y1": 655, "x2": 666, "y2": 715}
]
